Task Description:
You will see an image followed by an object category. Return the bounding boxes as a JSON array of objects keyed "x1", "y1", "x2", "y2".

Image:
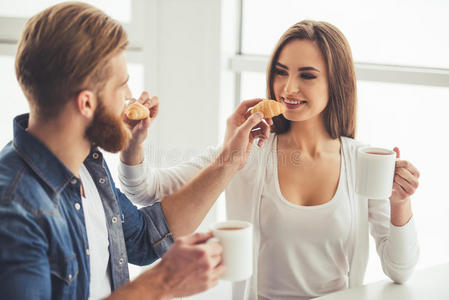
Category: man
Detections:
[{"x1": 0, "y1": 2, "x2": 267, "y2": 299}]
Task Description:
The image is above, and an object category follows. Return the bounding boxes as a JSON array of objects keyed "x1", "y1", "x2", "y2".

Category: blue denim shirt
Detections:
[{"x1": 0, "y1": 114, "x2": 174, "y2": 299}]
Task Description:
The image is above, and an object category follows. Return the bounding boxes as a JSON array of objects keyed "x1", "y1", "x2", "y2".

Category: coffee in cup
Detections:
[{"x1": 217, "y1": 227, "x2": 244, "y2": 231}]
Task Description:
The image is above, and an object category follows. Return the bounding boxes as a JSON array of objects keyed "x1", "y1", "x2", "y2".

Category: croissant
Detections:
[
  {"x1": 250, "y1": 99, "x2": 285, "y2": 118},
  {"x1": 126, "y1": 102, "x2": 149, "y2": 120}
]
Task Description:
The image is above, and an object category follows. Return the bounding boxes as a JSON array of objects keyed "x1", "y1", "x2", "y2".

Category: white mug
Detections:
[
  {"x1": 210, "y1": 220, "x2": 253, "y2": 281},
  {"x1": 356, "y1": 147, "x2": 396, "y2": 199}
]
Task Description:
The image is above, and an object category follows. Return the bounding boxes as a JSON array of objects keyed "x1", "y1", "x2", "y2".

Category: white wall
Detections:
[
  {"x1": 143, "y1": 0, "x2": 236, "y2": 163},
  {"x1": 138, "y1": 0, "x2": 238, "y2": 229},
  {"x1": 136, "y1": 1, "x2": 239, "y2": 298}
]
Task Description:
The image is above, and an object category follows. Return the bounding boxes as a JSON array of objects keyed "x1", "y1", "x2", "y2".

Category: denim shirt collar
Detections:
[{"x1": 13, "y1": 113, "x2": 79, "y2": 195}]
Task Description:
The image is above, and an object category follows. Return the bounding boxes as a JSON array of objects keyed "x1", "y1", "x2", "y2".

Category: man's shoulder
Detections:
[
  {"x1": 0, "y1": 142, "x2": 26, "y2": 198},
  {"x1": 0, "y1": 143, "x2": 57, "y2": 217}
]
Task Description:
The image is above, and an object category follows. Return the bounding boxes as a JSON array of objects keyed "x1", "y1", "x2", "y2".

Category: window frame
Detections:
[
  {"x1": 232, "y1": 0, "x2": 449, "y2": 285},
  {"x1": 0, "y1": 0, "x2": 146, "y2": 61},
  {"x1": 230, "y1": 0, "x2": 449, "y2": 108}
]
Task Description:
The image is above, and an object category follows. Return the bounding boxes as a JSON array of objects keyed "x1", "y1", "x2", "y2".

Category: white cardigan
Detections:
[{"x1": 118, "y1": 134, "x2": 419, "y2": 300}]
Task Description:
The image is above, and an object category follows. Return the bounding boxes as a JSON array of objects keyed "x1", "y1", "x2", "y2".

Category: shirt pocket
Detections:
[{"x1": 50, "y1": 253, "x2": 79, "y2": 286}]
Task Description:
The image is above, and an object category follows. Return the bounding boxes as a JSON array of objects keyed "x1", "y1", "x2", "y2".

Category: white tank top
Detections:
[{"x1": 258, "y1": 137, "x2": 352, "y2": 300}]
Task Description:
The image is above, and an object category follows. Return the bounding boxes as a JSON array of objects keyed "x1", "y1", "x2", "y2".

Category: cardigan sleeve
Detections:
[
  {"x1": 118, "y1": 146, "x2": 221, "y2": 206},
  {"x1": 368, "y1": 199, "x2": 419, "y2": 283}
]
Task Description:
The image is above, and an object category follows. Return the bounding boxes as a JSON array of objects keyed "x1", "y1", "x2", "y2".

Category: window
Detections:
[
  {"x1": 237, "y1": 0, "x2": 449, "y2": 284},
  {"x1": 0, "y1": 0, "x2": 131, "y2": 22},
  {"x1": 0, "y1": 55, "x2": 29, "y2": 148},
  {"x1": 357, "y1": 81, "x2": 449, "y2": 281},
  {"x1": 0, "y1": 0, "x2": 143, "y2": 48},
  {"x1": 242, "y1": 0, "x2": 449, "y2": 68}
]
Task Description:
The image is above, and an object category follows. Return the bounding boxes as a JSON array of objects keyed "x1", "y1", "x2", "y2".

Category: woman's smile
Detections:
[{"x1": 280, "y1": 96, "x2": 308, "y2": 110}]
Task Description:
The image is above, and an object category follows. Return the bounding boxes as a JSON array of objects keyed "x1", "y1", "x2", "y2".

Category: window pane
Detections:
[
  {"x1": 242, "y1": 0, "x2": 449, "y2": 68},
  {"x1": 241, "y1": 72, "x2": 449, "y2": 281},
  {"x1": 357, "y1": 81, "x2": 449, "y2": 281},
  {"x1": 0, "y1": 0, "x2": 131, "y2": 23},
  {"x1": 240, "y1": 71, "x2": 266, "y2": 101},
  {"x1": 0, "y1": 55, "x2": 29, "y2": 149},
  {"x1": 127, "y1": 63, "x2": 145, "y2": 100}
]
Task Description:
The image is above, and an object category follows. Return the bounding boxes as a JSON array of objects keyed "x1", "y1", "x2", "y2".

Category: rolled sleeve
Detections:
[
  {"x1": 139, "y1": 202, "x2": 174, "y2": 258},
  {"x1": 118, "y1": 188, "x2": 174, "y2": 265}
]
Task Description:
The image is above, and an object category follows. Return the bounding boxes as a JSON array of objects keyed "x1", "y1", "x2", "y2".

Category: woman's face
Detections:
[{"x1": 273, "y1": 39, "x2": 329, "y2": 122}]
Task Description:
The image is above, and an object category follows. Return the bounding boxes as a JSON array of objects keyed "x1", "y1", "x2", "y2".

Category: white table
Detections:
[{"x1": 316, "y1": 263, "x2": 449, "y2": 300}]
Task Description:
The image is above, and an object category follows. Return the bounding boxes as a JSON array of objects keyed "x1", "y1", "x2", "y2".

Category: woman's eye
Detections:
[
  {"x1": 274, "y1": 68, "x2": 288, "y2": 76},
  {"x1": 301, "y1": 73, "x2": 316, "y2": 80}
]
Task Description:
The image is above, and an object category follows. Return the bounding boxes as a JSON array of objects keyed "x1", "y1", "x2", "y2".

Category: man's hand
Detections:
[
  {"x1": 219, "y1": 99, "x2": 272, "y2": 171},
  {"x1": 156, "y1": 232, "x2": 225, "y2": 298},
  {"x1": 106, "y1": 232, "x2": 224, "y2": 300},
  {"x1": 121, "y1": 91, "x2": 159, "y2": 165}
]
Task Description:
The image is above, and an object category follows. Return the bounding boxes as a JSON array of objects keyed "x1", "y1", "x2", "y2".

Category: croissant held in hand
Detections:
[
  {"x1": 250, "y1": 99, "x2": 286, "y2": 118},
  {"x1": 126, "y1": 102, "x2": 149, "y2": 120}
]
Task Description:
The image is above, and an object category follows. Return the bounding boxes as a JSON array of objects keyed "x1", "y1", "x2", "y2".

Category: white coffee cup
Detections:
[
  {"x1": 356, "y1": 147, "x2": 396, "y2": 199},
  {"x1": 210, "y1": 220, "x2": 253, "y2": 281}
]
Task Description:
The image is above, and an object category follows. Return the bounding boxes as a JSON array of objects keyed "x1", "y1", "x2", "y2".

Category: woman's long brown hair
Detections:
[{"x1": 267, "y1": 20, "x2": 357, "y2": 139}]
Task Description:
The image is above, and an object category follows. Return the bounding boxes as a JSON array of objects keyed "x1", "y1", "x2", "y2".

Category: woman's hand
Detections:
[{"x1": 389, "y1": 147, "x2": 420, "y2": 205}]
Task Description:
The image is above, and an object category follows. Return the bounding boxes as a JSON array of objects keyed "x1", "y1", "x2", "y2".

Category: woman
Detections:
[{"x1": 119, "y1": 20, "x2": 419, "y2": 300}]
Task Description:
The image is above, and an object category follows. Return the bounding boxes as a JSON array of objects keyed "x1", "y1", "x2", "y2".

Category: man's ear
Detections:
[{"x1": 76, "y1": 90, "x2": 97, "y2": 119}]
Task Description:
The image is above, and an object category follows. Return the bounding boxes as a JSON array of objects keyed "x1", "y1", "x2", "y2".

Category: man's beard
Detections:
[{"x1": 85, "y1": 98, "x2": 132, "y2": 153}]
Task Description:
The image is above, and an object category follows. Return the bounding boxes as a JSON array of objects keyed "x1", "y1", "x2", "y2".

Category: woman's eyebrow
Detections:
[
  {"x1": 276, "y1": 62, "x2": 320, "y2": 72},
  {"x1": 298, "y1": 66, "x2": 320, "y2": 72}
]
